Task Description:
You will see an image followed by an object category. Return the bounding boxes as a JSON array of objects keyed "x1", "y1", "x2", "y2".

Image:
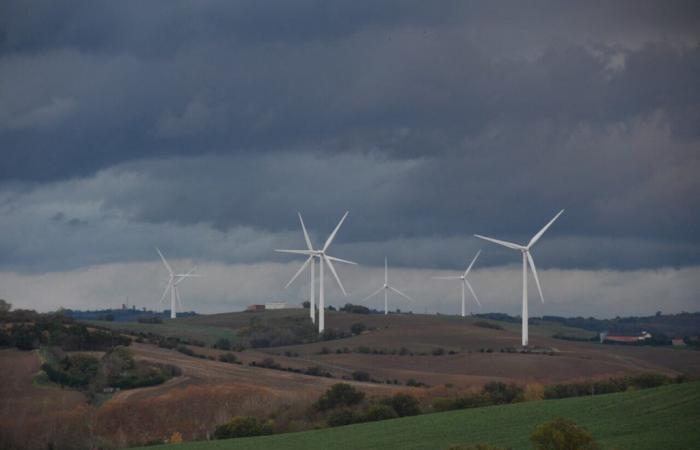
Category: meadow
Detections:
[{"x1": 140, "y1": 381, "x2": 700, "y2": 450}]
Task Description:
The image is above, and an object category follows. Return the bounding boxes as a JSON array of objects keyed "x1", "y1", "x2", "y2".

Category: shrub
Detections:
[
  {"x1": 327, "y1": 408, "x2": 358, "y2": 427},
  {"x1": 168, "y1": 432, "x2": 183, "y2": 444},
  {"x1": 352, "y1": 371, "x2": 371, "y2": 382},
  {"x1": 214, "y1": 338, "x2": 232, "y2": 350},
  {"x1": 406, "y1": 378, "x2": 428, "y2": 387},
  {"x1": 381, "y1": 393, "x2": 421, "y2": 417},
  {"x1": 350, "y1": 322, "x2": 367, "y2": 335},
  {"x1": 482, "y1": 381, "x2": 524, "y2": 404},
  {"x1": 213, "y1": 416, "x2": 273, "y2": 439},
  {"x1": 363, "y1": 404, "x2": 398, "y2": 422},
  {"x1": 530, "y1": 417, "x2": 599, "y2": 450},
  {"x1": 432, "y1": 347, "x2": 445, "y2": 356},
  {"x1": 314, "y1": 383, "x2": 365, "y2": 411},
  {"x1": 218, "y1": 353, "x2": 238, "y2": 364}
]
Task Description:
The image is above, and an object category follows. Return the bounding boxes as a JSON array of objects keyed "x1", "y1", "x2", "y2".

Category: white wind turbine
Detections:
[
  {"x1": 362, "y1": 258, "x2": 411, "y2": 315},
  {"x1": 474, "y1": 210, "x2": 564, "y2": 347},
  {"x1": 275, "y1": 212, "x2": 357, "y2": 333},
  {"x1": 156, "y1": 247, "x2": 202, "y2": 319},
  {"x1": 432, "y1": 250, "x2": 482, "y2": 317}
]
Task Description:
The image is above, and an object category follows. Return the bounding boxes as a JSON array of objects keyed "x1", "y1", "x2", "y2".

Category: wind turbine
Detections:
[
  {"x1": 275, "y1": 212, "x2": 357, "y2": 333},
  {"x1": 432, "y1": 250, "x2": 482, "y2": 317},
  {"x1": 474, "y1": 209, "x2": 564, "y2": 347},
  {"x1": 362, "y1": 258, "x2": 411, "y2": 315},
  {"x1": 156, "y1": 247, "x2": 202, "y2": 319}
]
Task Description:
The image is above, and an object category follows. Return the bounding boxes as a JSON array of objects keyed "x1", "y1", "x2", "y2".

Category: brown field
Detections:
[{"x1": 2, "y1": 310, "x2": 699, "y2": 449}]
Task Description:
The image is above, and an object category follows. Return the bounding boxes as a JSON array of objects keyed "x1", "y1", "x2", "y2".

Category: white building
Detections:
[{"x1": 265, "y1": 302, "x2": 287, "y2": 310}]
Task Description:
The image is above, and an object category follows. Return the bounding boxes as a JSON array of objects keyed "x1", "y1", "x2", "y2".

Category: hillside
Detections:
[
  {"x1": 85, "y1": 310, "x2": 700, "y2": 388},
  {"x1": 141, "y1": 381, "x2": 700, "y2": 450}
]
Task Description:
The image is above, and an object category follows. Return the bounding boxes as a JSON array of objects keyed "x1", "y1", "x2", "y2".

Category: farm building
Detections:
[
  {"x1": 265, "y1": 302, "x2": 287, "y2": 310},
  {"x1": 672, "y1": 338, "x2": 687, "y2": 346},
  {"x1": 246, "y1": 304, "x2": 265, "y2": 312}
]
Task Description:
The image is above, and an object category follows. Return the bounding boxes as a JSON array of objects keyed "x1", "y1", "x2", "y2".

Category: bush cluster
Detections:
[
  {"x1": 213, "y1": 416, "x2": 273, "y2": 439},
  {"x1": 433, "y1": 382, "x2": 524, "y2": 412},
  {"x1": 544, "y1": 373, "x2": 672, "y2": 399}
]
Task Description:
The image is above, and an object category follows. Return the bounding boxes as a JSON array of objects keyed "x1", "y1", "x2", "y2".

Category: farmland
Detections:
[
  {"x1": 140, "y1": 381, "x2": 700, "y2": 450},
  {"x1": 2, "y1": 309, "x2": 700, "y2": 449}
]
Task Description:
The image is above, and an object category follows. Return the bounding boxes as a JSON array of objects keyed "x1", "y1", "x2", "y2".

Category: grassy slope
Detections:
[
  {"x1": 140, "y1": 382, "x2": 700, "y2": 450},
  {"x1": 83, "y1": 320, "x2": 238, "y2": 345}
]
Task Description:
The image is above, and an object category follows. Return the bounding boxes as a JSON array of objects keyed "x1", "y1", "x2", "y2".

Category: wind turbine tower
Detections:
[
  {"x1": 276, "y1": 212, "x2": 357, "y2": 333},
  {"x1": 156, "y1": 247, "x2": 202, "y2": 319},
  {"x1": 432, "y1": 250, "x2": 482, "y2": 317},
  {"x1": 474, "y1": 210, "x2": 563, "y2": 347},
  {"x1": 362, "y1": 258, "x2": 411, "y2": 315}
]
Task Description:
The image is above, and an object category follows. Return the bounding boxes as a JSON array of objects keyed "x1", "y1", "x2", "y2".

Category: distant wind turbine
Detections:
[
  {"x1": 156, "y1": 247, "x2": 202, "y2": 319},
  {"x1": 362, "y1": 258, "x2": 411, "y2": 315},
  {"x1": 432, "y1": 250, "x2": 482, "y2": 317},
  {"x1": 474, "y1": 209, "x2": 564, "y2": 347},
  {"x1": 275, "y1": 212, "x2": 357, "y2": 333}
]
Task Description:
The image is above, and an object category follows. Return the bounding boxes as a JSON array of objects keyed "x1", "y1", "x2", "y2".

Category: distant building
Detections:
[
  {"x1": 672, "y1": 338, "x2": 686, "y2": 346},
  {"x1": 265, "y1": 302, "x2": 287, "y2": 310},
  {"x1": 602, "y1": 330, "x2": 652, "y2": 344},
  {"x1": 246, "y1": 304, "x2": 265, "y2": 312}
]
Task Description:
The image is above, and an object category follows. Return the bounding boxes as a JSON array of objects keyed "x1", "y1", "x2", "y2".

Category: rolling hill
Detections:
[{"x1": 139, "y1": 381, "x2": 700, "y2": 450}]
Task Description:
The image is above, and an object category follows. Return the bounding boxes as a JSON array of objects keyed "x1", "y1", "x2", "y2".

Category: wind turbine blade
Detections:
[
  {"x1": 324, "y1": 256, "x2": 347, "y2": 296},
  {"x1": 325, "y1": 255, "x2": 358, "y2": 265},
  {"x1": 156, "y1": 247, "x2": 173, "y2": 275},
  {"x1": 361, "y1": 286, "x2": 385, "y2": 302},
  {"x1": 285, "y1": 256, "x2": 313, "y2": 289},
  {"x1": 158, "y1": 285, "x2": 170, "y2": 304},
  {"x1": 464, "y1": 250, "x2": 482, "y2": 277},
  {"x1": 464, "y1": 279, "x2": 481, "y2": 307},
  {"x1": 528, "y1": 209, "x2": 564, "y2": 248},
  {"x1": 526, "y1": 252, "x2": 545, "y2": 303},
  {"x1": 389, "y1": 286, "x2": 412, "y2": 300},
  {"x1": 473, "y1": 235, "x2": 524, "y2": 251},
  {"x1": 274, "y1": 249, "x2": 314, "y2": 256},
  {"x1": 431, "y1": 276, "x2": 462, "y2": 280},
  {"x1": 322, "y1": 211, "x2": 349, "y2": 252},
  {"x1": 298, "y1": 212, "x2": 314, "y2": 251}
]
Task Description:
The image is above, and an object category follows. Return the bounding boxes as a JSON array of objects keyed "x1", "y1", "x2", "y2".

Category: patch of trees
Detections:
[
  {"x1": 543, "y1": 373, "x2": 678, "y2": 399},
  {"x1": 316, "y1": 385, "x2": 421, "y2": 427},
  {"x1": 239, "y1": 316, "x2": 319, "y2": 348},
  {"x1": 0, "y1": 316, "x2": 130, "y2": 352},
  {"x1": 433, "y1": 382, "x2": 525, "y2": 411},
  {"x1": 339, "y1": 303, "x2": 372, "y2": 314},
  {"x1": 42, "y1": 346, "x2": 181, "y2": 392}
]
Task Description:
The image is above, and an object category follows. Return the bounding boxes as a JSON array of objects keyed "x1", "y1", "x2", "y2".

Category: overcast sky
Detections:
[{"x1": 1, "y1": 1, "x2": 698, "y2": 317}]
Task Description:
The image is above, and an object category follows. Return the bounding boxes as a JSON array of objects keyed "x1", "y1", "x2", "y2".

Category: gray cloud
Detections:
[{"x1": 0, "y1": 2, "x2": 698, "y2": 316}]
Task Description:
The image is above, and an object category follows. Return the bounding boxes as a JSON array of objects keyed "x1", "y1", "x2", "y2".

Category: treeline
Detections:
[
  {"x1": 0, "y1": 310, "x2": 130, "y2": 351},
  {"x1": 541, "y1": 312, "x2": 700, "y2": 337}
]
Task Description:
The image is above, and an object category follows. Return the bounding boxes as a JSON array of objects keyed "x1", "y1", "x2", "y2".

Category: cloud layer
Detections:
[{"x1": 0, "y1": 1, "x2": 698, "y2": 314}]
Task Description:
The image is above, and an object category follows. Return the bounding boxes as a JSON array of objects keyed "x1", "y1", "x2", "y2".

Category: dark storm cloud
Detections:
[{"x1": 0, "y1": 1, "x2": 699, "y2": 275}]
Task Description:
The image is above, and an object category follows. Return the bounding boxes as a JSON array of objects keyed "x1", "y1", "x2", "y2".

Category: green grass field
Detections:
[
  {"x1": 139, "y1": 382, "x2": 700, "y2": 450},
  {"x1": 83, "y1": 320, "x2": 238, "y2": 345}
]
